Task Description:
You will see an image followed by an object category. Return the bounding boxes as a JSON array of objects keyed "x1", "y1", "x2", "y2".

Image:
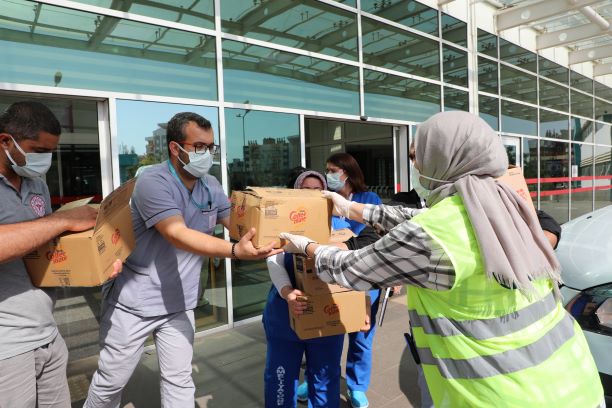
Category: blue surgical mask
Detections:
[
  {"x1": 176, "y1": 143, "x2": 213, "y2": 178},
  {"x1": 4, "y1": 136, "x2": 52, "y2": 178},
  {"x1": 410, "y1": 164, "x2": 430, "y2": 200},
  {"x1": 326, "y1": 171, "x2": 345, "y2": 192}
]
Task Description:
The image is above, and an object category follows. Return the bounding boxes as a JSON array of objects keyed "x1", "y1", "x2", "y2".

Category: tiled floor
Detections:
[{"x1": 71, "y1": 293, "x2": 421, "y2": 407}]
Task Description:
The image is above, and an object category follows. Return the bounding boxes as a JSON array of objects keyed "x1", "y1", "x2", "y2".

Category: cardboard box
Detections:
[
  {"x1": 497, "y1": 167, "x2": 537, "y2": 213},
  {"x1": 24, "y1": 179, "x2": 136, "y2": 287},
  {"x1": 294, "y1": 255, "x2": 349, "y2": 295},
  {"x1": 290, "y1": 291, "x2": 369, "y2": 340},
  {"x1": 229, "y1": 187, "x2": 332, "y2": 248}
]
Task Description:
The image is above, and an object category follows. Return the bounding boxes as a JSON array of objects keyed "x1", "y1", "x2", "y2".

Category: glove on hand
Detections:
[
  {"x1": 279, "y1": 232, "x2": 315, "y2": 255},
  {"x1": 321, "y1": 191, "x2": 352, "y2": 218}
]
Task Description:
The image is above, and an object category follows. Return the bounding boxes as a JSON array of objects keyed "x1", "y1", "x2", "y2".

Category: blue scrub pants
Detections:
[
  {"x1": 263, "y1": 282, "x2": 344, "y2": 408},
  {"x1": 345, "y1": 288, "x2": 381, "y2": 392}
]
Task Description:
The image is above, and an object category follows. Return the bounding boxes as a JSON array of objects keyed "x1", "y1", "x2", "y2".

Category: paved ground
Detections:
[{"x1": 70, "y1": 293, "x2": 421, "y2": 408}]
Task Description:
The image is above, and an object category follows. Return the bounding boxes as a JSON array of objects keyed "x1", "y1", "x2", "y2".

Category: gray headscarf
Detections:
[
  {"x1": 294, "y1": 170, "x2": 327, "y2": 190},
  {"x1": 414, "y1": 111, "x2": 561, "y2": 296}
]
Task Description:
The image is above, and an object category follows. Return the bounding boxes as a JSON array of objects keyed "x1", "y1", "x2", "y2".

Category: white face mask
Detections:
[
  {"x1": 176, "y1": 143, "x2": 213, "y2": 178},
  {"x1": 326, "y1": 171, "x2": 345, "y2": 192},
  {"x1": 4, "y1": 136, "x2": 52, "y2": 178},
  {"x1": 410, "y1": 164, "x2": 430, "y2": 200}
]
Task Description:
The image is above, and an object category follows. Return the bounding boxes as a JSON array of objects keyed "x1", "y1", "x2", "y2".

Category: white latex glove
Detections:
[
  {"x1": 321, "y1": 190, "x2": 352, "y2": 218},
  {"x1": 279, "y1": 232, "x2": 315, "y2": 255}
]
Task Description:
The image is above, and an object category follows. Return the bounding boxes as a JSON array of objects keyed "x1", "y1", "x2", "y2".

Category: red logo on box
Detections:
[
  {"x1": 289, "y1": 208, "x2": 307, "y2": 224},
  {"x1": 46, "y1": 249, "x2": 67, "y2": 264},
  {"x1": 111, "y1": 228, "x2": 121, "y2": 245},
  {"x1": 323, "y1": 303, "x2": 339, "y2": 316}
]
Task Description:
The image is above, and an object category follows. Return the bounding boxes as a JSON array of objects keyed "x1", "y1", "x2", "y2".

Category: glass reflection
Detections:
[
  {"x1": 361, "y1": 0, "x2": 438, "y2": 36},
  {"x1": 594, "y1": 144, "x2": 612, "y2": 209},
  {"x1": 499, "y1": 38, "x2": 537, "y2": 72},
  {"x1": 571, "y1": 90, "x2": 594, "y2": 119},
  {"x1": 225, "y1": 109, "x2": 300, "y2": 320},
  {"x1": 571, "y1": 117, "x2": 594, "y2": 142},
  {"x1": 220, "y1": 0, "x2": 359, "y2": 61},
  {"x1": 364, "y1": 69, "x2": 440, "y2": 122},
  {"x1": 441, "y1": 13, "x2": 467, "y2": 47},
  {"x1": 595, "y1": 99, "x2": 612, "y2": 123},
  {"x1": 595, "y1": 81, "x2": 612, "y2": 102},
  {"x1": 571, "y1": 143, "x2": 594, "y2": 218},
  {"x1": 501, "y1": 100, "x2": 536, "y2": 135},
  {"x1": 540, "y1": 140, "x2": 569, "y2": 223},
  {"x1": 522, "y1": 137, "x2": 538, "y2": 209},
  {"x1": 479, "y1": 95, "x2": 499, "y2": 130},
  {"x1": 361, "y1": 17, "x2": 439, "y2": 80},
  {"x1": 443, "y1": 45, "x2": 468, "y2": 87},
  {"x1": 540, "y1": 110, "x2": 568, "y2": 140},
  {"x1": 539, "y1": 79, "x2": 569, "y2": 112},
  {"x1": 0, "y1": 0, "x2": 217, "y2": 100},
  {"x1": 222, "y1": 40, "x2": 359, "y2": 115},
  {"x1": 477, "y1": 29, "x2": 497, "y2": 58},
  {"x1": 594, "y1": 122, "x2": 612, "y2": 146},
  {"x1": 444, "y1": 88, "x2": 469, "y2": 112},
  {"x1": 538, "y1": 57, "x2": 568, "y2": 84},
  {"x1": 500, "y1": 65, "x2": 537, "y2": 104},
  {"x1": 571, "y1": 71, "x2": 593, "y2": 94},
  {"x1": 478, "y1": 57, "x2": 498, "y2": 94}
]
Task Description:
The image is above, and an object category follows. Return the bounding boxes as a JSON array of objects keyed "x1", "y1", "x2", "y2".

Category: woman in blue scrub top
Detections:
[
  {"x1": 263, "y1": 169, "x2": 346, "y2": 408},
  {"x1": 298, "y1": 153, "x2": 382, "y2": 408}
]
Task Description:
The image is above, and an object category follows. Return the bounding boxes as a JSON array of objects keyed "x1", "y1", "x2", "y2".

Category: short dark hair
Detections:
[
  {"x1": 326, "y1": 152, "x2": 367, "y2": 193},
  {"x1": 166, "y1": 112, "x2": 212, "y2": 153},
  {"x1": 0, "y1": 101, "x2": 61, "y2": 141}
]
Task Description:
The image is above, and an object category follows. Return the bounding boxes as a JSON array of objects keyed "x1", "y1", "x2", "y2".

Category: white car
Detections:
[{"x1": 556, "y1": 205, "x2": 612, "y2": 402}]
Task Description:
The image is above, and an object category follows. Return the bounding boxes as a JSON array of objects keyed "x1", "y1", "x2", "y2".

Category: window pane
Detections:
[
  {"x1": 522, "y1": 137, "x2": 538, "y2": 209},
  {"x1": 0, "y1": 1, "x2": 217, "y2": 100},
  {"x1": 538, "y1": 57, "x2": 568, "y2": 84},
  {"x1": 571, "y1": 90, "x2": 593, "y2": 118},
  {"x1": 594, "y1": 122, "x2": 612, "y2": 145},
  {"x1": 221, "y1": 0, "x2": 359, "y2": 61},
  {"x1": 364, "y1": 70, "x2": 440, "y2": 122},
  {"x1": 571, "y1": 117, "x2": 594, "y2": 142},
  {"x1": 500, "y1": 65, "x2": 537, "y2": 104},
  {"x1": 479, "y1": 95, "x2": 499, "y2": 130},
  {"x1": 305, "y1": 119, "x2": 395, "y2": 200},
  {"x1": 443, "y1": 45, "x2": 468, "y2": 87},
  {"x1": 570, "y1": 71, "x2": 593, "y2": 94},
  {"x1": 501, "y1": 100, "x2": 536, "y2": 135},
  {"x1": 71, "y1": 0, "x2": 215, "y2": 29},
  {"x1": 478, "y1": 57, "x2": 498, "y2": 94},
  {"x1": 540, "y1": 140, "x2": 569, "y2": 223},
  {"x1": 595, "y1": 98, "x2": 612, "y2": 123},
  {"x1": 595, "y1": 81, "x2": 612, "y2": 102},
  {"x1": 225, "y1": 109, "x2": 300, "y2": 320},
  {"x1": 361, "y1": 17, "x2": 439, "y2": 80},
  {"x1": 444, "y1": 88, "x2": 469, "y2": 112},
  {"x1": 571, "y1": 143, "x2": 594, "y2": 219},
  {"x1": 361, "y1": 0, "x2": 438, "y2": 36},
  {"x1": 477, "y1": 29, "x2": 497, "y2": 58},
  {"x1": 594, "y1": 144, "x2": 612, "y2": 209},
  {"x1": 499, "y1": 38, "x2": 537, "y2": 72},
  {"x1": 540, "y1": 110, "x2": 568, "y2": 140},
  {"x1": 222, "y1": 40, "x2": 359, "y2": 115},
  {"x1": 539, "y1": 78, "x2": 568, "y2": 112},
  {"x1": 441, "y1": 13, "x2": 467, "y2": 47}
]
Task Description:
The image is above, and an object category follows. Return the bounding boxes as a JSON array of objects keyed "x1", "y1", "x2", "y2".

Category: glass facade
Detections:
[{"x1": 1, "y1": 1, "x2": 612, "y2": 404}]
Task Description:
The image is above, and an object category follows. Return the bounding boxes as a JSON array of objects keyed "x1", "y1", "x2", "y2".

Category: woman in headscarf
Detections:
[{"x1": 280, "y1": 112, "x2": 604, "y2": 408}]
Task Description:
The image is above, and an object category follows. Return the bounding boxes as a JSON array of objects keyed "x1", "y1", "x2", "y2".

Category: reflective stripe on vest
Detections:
[
  {"x1": 417, "y1": 312, "x2": 575, "y2": 379},
  {"x1": 409, "y1": 291, "x2": 556, "y2": 340}
]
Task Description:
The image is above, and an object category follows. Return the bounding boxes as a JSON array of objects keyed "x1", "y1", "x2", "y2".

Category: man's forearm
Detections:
[
  {"x1": 0, "y1": 215, "x2": 69, "y2": 263},
  {"x1": 165, "y1": 225, "x2": 233, "y2": 259}
]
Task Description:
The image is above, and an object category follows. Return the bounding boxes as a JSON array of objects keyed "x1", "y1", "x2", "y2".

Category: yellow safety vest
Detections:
[{"x1": 408, "y1": 195, "x2": 603, "y2": 407}]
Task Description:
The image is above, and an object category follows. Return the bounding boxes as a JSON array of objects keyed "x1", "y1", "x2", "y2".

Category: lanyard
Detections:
[{"x1": 167, "y1": 160, "x2": 212, "y2": 210}]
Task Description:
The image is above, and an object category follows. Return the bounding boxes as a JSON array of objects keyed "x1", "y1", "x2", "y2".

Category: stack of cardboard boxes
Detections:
[{"x1": 229, "y1": 187, "x2": 368, "y2": 340}]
